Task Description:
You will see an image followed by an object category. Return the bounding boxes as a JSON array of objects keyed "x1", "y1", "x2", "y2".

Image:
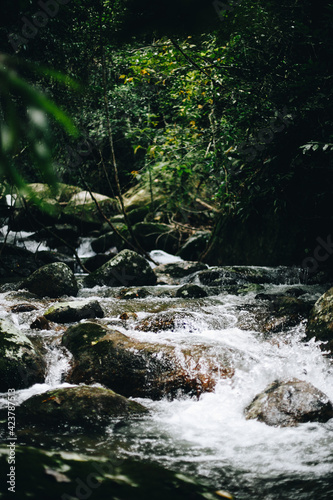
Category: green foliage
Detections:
[{"x1": 0, "y1": 54, "x2": 78, "y2": 194}]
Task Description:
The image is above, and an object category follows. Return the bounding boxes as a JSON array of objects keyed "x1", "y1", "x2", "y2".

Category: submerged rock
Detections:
[
  {"x1": 0, "y1": 318, "x2": 45, "y2": 391},
  {"x1": 19, "y1": 262, "x2": 78, "y2": 298},
  {"x1": 62, "y1": 322, "x2": 226, "y2": 399},
  {"x1": 306, "y1": 287, "x2": 333, "y2": 354},
  {"x1": 44, "y1": 300, "x2": 104, "y2": 323},
  {"x1": 83, "y1": 249, "x2": 157, "y2": 288},
  {"x1": 245, "y1": 379, "x2": 333, "y2": 427},
  {"x1": 18, "y1": 385, "x2": 148, "y2": 430}
]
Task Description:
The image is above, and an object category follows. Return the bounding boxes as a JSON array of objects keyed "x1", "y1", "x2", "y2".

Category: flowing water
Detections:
[{"x1": 0, "y1": 242, "x2": 333, "y2": 499}]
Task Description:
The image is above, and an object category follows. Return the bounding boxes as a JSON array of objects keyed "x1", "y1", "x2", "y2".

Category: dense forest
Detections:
[{"x1": 1, "y1": 0, "x2": 333, "y2": 267}]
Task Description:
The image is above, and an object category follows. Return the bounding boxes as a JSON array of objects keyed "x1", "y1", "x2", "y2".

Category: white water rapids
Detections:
[{"x1": 0, "y1": 252, "x2": 332, "y2": 498}]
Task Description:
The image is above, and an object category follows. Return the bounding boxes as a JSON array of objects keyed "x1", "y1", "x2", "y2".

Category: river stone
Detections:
[
  {"x1": 62, "y1": 322, "x2": 225, "y2": 399},
  {"x1": 194, "y1": 266, "x2": 301, "y2": 287},
  {"x1": 245, "y1": 379, "x2": 333, "y2": 427},
  {"x1": 306, "y1": 287, "x2": 333, "y2": 354},
  {"x1": 19, "y1": 262, "x2": 78, "y2": 298},
  {"x1": 154, "y1": 261, "x2": 208, "y2": 281},
  {"x1": 18, "y1": 385, "x2": 148, "y2": 430},
  {"x1": 176, "y1": 284, "x2": 208, "y2": 299},
  {"x1": 44, "y1": 300, "x2": 104, "y2": 323},
  {"x1": 83, "y1": 249, "x2": 157, "y2": 288},
  {"x1": 0, "y1": 318, "x2": 45, "y2": 391}
]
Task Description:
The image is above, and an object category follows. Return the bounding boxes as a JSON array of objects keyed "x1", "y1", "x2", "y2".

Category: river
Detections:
[{"x1": 0, "y1": 232, "x2": 333, "y2": 499}]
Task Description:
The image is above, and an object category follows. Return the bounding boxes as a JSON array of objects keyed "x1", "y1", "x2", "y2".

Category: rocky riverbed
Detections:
[{"x1": 0, "y1": 184, "x2": 333, "y2": 499}]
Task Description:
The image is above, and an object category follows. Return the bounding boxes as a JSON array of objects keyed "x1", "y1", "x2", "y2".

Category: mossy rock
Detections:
[
  {"x1": 0, "y1": 446, "x2": 229, "y2": 500},
  {"x1": 0, "y1": 318, "x2": 45, "y2": 391},
  {"x1": 176, "y1": 284, "x2": 208, "y2": 299},
  {"x1": 83, "y1": 249, "x2": 156, "y2": 288},
  {"x1": 44, "y1": 300, "x2": 104, "y2": 323},
  {"x1": 306, "y1": 287, "x2": 333, "y2": 354},
  {"x1": 62, "y1": 321, "x2": 221, "y2": 399},
  {"x1": 18, "y1": 385, "x2": 148, "y2": 430},
  {"x1": 19, "y1": 262, "x2": 78, "y2": 298}
]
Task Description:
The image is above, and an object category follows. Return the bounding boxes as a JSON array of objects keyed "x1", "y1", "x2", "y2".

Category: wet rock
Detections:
[
  {"x1": 154, "y1": 261, "x2": 208, "y2": 285},
  {"x1": 117, "y1": 287, "x2": 149, "y2": 300},
  {"x1": 119, "y1": 312, "x2": 138, "y2": 321},
  {"x1": 10, "y1": 303, "x2": 38, "y2": 313},
  {"x1": 271, "y1": 296, "x2": 311, "y2": 317},
  {"x1": 177, "y1": 231, "x2": 211, "y2": 261},
  {"x1": 62, "y1": 321, "x2": 226, "y2": 399},
  {"x1": 306, "y1": 287, "x2": 333, "y2": 354},
  {"x1": 176, "y1": 284, "x2": 208, "y2": 299},
  {"x1": 19, "y1": 262, "x2": 78, "y2": 298},
  {"x1": 245, "y1": 379, "x2": 333, "y2": 427},
  {"x1": 195, "y1": 266, "x2": 302, "y2": 287},
  {"x1": 0, "y1": 318, "x2": 46, "y2": 391},
  {"x1": 44, "y1": 300, "x2": 104, "y2": 323},
  {"x1": 18, "y1": 386, "x2": 148, "y2": 430},
  {"x1": 83, "y1": 249, "x2": 157, "y2": 288},
  {"x1": 237, "y1": 283, "x2": 265, "y2": 294},
  {"x1": 30, "y1": 316, "x2": 50, "y2": 330},
  {"x1": 0, "y1": 446, "x2": 224, "y2": 500},
  {"x1": 135, "y1": 311, "x2": 198, "y2": 333}
]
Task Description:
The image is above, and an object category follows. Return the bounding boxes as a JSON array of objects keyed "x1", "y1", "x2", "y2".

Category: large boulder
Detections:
[
  {"x1": 62, "y1": 190, "x2": 119, "y2": 232},
  {"x1": 17, "y1": 386, "x2": 148, "y2": 430},
  {"x1": 0, "y1": 318, "x2": 46, "y2": 391},
  {"x1": 62, "y1": 322, "x2": 228, "y2": 399},
  {"x1": 19, "y1": 262, "x2": 78, "y2": 298},
  {"x1": 83, "y1": 249, "x2": 157, "y2": 288},
  {"x1": 9, "y1": 182, "x2": 80, "y2": 231},
  {"x1": 245, "y1": 379, "x2": 333, "y2": 427},
  {"x1": 306, "y1": 287, "x2": 333, "y2": 354},
  {"x1": 44, "y1": 299, "x2": 104, "y2": 323}
]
